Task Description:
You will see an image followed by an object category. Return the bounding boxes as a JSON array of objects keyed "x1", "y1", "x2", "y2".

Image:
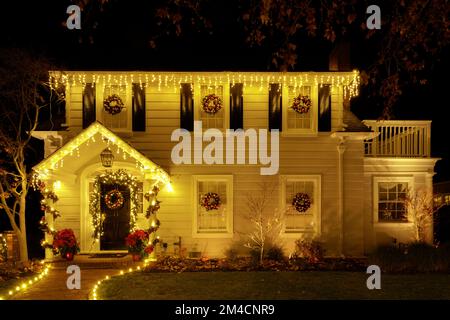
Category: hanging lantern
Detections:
[{"x1": 100, "y1": 148, "x2": 114, "y2": 168}]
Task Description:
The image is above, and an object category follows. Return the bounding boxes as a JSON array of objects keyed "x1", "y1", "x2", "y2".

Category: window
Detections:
[
  {"x1": 283, "y1": 86, "x2": 317, "y2": 135},
  {"x1": 99, "y1": 85, "x2": 131, "y2": 131},
  {"x1": 281, "y1": 175, "x2": 321, "y2": 235},
  {"x1": 193, "y1": 175, "x2": 233, "y2": 237},
  {"x1": 374, "y1": 177, "x2": 413, "y2": 223},
  {"x1": 377, "y1": 182, "x2": 408, "y2": 222},
  {"x1": 196, "y1": 85, "x2": 228, "y2": 130}
]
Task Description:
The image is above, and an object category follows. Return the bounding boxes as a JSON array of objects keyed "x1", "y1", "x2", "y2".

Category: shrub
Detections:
[
  {"x1": 266, "y1": 245, "x2": 285, "y2": 262},
  {"x1": 224, "y1": 247, "x2": 239, "y2": 262},
  {"x1": 249, "y1": 248, "x2": 261, "y2": 265},
  {"x1": 293, "y1": 239, "x2": 325, "y2": 263},
  {"x1": 436, "y1": 243, "x2": 450, "y2": 272},
  {"x1": 368, "y1": 244, "x2": 407, "y2": 273},
  {"x1": 405, "y1": 242, "x2": 436, "y2": 272},
  {"x1": 224, "y1": 242, "x2": 249, "y2": 262},
  {"x1": 369, "y1": 242, "x2": 450, "y2": 273}
]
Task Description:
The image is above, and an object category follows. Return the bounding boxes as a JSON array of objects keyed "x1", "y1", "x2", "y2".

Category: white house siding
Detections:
[
  {"x1": 48, "y1": 72, "x2": 398, "y2": 258},
  {"x1": 363, "y1": 158, "x2": 438, "y2": 253}
]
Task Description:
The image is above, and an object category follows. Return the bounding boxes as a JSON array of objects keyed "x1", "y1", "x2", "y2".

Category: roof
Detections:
[
  {"x1": 341, "y1": 108, "x2": 372, "y2": 132},
  {"x1": 33, "y1": 122, "x2": 171, "y2": 185}
]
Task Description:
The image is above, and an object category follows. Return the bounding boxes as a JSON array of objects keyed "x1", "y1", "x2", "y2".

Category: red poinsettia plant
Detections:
[
  {"x1": 52, "y1": 229, "x2": 79, "y2": 260},
  {"x1": 125, "y1": 229, "x2": 150, "y2": 254}
]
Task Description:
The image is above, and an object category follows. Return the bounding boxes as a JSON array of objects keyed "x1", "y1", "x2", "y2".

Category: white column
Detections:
[{"x1": 337, "y1": 139, "x2": 346, "y2": 256}]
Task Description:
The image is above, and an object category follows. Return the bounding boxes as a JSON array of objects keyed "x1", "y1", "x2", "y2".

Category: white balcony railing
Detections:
[{"x1": 363, "y1": 120, "x2": 431, "y2": 158}]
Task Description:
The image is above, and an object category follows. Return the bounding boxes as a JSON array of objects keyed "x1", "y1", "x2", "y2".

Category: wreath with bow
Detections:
[
  {"x1": 290, "y1": 94, "x2": 311, "y2": 114},
  {"x1": 292, "y1": 192, "x2": 311, "y2": 213},
  {"x1": 104, "y1": 189, "x2": 125, "y2": 210},
  {"x1": 103, "y1": 94, "x2": 125, "y2": 115},
  {"x1": 200, "y1": 192, "x2": 221, "y2": 211},
  {"x1": 202, "y1": 94, "x2": 223, "y2": 114}
]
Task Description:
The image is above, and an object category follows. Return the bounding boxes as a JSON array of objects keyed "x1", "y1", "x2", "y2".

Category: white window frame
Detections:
[
  {"x1": 280, "y1": 175, "x2": 321, "y2": 237},
  {"x1": 96, "y1": 84, "x2": 132, "y2": 132},
  {"x1": 282, "y1": 85, "x2": 318, "y2": 136},
  {"x1": 192, "y1": 175, "x2": 233, "y2": 238},
  {"x1": 373, "y1": 176, "x2": 415, "y2": 224},
  {"x1": 194, "y1": 84, "x2": 230, "y2": 131}
]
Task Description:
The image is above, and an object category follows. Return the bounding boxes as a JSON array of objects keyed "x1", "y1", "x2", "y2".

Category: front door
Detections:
[{"x1": 100, "y1": 183, "x2": 130, "y2": 250}]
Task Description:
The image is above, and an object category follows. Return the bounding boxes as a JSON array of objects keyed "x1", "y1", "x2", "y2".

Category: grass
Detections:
[{"x1": 97, "y1": 271, "x2": 450, "y2": 300}]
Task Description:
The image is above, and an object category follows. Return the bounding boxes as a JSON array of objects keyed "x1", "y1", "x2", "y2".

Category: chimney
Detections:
[{"x1": 329, "y1": 40, "x2": 352, "y2": 71}]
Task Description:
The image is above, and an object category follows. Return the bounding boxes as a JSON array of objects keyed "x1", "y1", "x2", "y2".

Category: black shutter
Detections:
[
  {"x1": 132, "y1": 83, "x2": 146, "y2": 132},
  {"x1": 268, "y1": 83, "x2": 282, "y2": 131},
  {"x1": 180, "y1": 83, "x2": 194, "y2": 131},
  {"x1": 230, "y1": 83, "x2": 243, "y2": 130},
  {"x1": 318, "y1": 84, "x2": 331, "y2": 132},
  {"x1": 82, "y1": 83, "x2": 96, "y2": 128}
]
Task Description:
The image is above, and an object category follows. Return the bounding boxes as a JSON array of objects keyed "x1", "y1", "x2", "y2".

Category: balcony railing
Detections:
[{"x1": 363, "y1": 120, "x2": 431, "y2": 158}]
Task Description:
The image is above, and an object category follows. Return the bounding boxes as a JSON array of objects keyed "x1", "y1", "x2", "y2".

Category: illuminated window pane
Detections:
[{"x1": 378, "y1": 182, "x2": 409, "y2": 222}]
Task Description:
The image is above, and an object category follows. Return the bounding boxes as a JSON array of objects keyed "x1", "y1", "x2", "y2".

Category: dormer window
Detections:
[
  {"x1": 196, "y1": 85, "x2": 229, "y2": 130},
  {"x1": 99, "y1": 85, "x2": 131, "y2": 131},
  {"x1": 282, "y1": 85, "x2": 317, "y2": 135}
]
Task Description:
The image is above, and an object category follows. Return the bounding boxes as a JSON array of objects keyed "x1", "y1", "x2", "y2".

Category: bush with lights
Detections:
[
  {"x1": 123, "y1": 185, "x2": 163, "y2": 260},
  {"x1": 0, "y1": 233, "x2": 7, "y2": 262},
  {"x1": 34, "y1": 178, "x2": 80, "y2": 260}
]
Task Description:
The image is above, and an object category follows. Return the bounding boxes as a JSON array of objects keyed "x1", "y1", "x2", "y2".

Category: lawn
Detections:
[{"x1": 97, "y1": 271, "x2": 450, "y2": 300}]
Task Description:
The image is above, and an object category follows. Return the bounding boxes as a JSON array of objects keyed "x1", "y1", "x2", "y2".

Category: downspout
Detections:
[{"x1": 337, "y1": 138, "x2": 346, "y2": 257}]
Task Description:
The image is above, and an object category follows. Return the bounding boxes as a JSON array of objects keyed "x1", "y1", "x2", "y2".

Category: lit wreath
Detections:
[
  {"x1": 89, "y1": 170, "x2": 140, "y2": 239},
  {"x1": 292, "y1": 192, "x2": 311, "y2": 213},
  {"x1": 202, "y1": 94, "x2": 223, "y2": 114},
  {"x1": 290, "y1": 94, "x2": 311, "y2": 114},
  {"x1": 200, "y1": 192, "x2": 221, "y2": 211},
  {"x1": 103, "y1": 94, "x2": 124, "y2": 115},
  {"x1": 104, "y1": 189, "x2": 125, "y2": 210}
]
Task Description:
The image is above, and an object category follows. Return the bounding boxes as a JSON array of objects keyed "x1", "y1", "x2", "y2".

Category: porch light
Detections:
[{"x1": 100, "y1": 148, "x2": 114, "y2": 168}]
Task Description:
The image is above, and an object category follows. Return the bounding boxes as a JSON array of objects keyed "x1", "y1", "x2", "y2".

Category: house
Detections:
[{"x1": 32, "y1": 71, "x2": 439, "y2": 259}]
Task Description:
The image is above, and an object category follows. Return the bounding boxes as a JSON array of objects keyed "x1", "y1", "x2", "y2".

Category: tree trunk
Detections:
[
  {"x1": 18, "y1": 186, "x2": 29, "y2": 264},
  {"x1": 18, "y1": 228, "x2": 29, "y2": 264}
]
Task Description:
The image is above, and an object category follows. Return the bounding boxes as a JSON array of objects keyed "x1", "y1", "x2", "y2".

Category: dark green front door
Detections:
[{"x1": 100, "y1": 183, "x2": 130, "y2": 250}]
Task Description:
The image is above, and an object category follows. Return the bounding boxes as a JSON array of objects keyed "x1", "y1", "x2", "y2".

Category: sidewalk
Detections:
[
  {"x1": 11, "y1": 267, "x2": 117, "y2": 300},
  {"x1": 11, "y1": 254, "x2": 139, "y2": 300}
]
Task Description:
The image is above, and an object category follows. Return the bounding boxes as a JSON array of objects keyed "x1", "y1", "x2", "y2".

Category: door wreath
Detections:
[
  {"x1": 104, "y1": 189, "x2": 125, "y2": 210},
  {"x1": 200, "y1": 192, "x2": 221, "y2": 211}
]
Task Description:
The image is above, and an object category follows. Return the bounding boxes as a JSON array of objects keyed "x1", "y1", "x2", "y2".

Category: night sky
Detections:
[{"x1": 1, "y1": 1, "x2": 449, "y2": 178}]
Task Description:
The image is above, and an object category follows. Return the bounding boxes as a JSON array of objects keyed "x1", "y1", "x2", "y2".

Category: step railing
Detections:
[{"x1": 363, "y1": 120, "x2": 431, "y2": 158}]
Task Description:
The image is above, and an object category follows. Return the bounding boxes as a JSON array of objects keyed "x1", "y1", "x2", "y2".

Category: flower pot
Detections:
[
  {"x1": 132, "y1": 254, "x2": 141, "y2": 262},
  {"x1": 65, "y1": 252, "x2": 74, "y2": 261}
]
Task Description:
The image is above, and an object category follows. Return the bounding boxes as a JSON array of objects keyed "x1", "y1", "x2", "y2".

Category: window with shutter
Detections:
[
  {"x1": 100, "y1": 84, "x2": 131, "y2": 131},
  {"x1": 197, "y1": 85, "x2": 228, "y2": 130}
]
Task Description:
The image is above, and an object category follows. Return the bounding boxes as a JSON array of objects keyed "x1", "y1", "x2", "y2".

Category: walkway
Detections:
[{"x1": 11, "y1": 254, "x2": 139, "y2": 300}]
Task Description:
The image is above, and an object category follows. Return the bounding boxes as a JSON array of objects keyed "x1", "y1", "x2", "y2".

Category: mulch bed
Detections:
[
  {"x1": 143, "y1": 256, "x2": 368, "y2": 273},
  {"x1": 0, "y1": 261, "x2": 45, "y2": 284}
]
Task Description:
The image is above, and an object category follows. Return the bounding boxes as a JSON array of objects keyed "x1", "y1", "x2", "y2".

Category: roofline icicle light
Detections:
[
  {"x1": 49, "y1": 70, "x2": 361, "y2": 99},
  {"x1": 32, "y1": 122, "x2": 171, "y2": 186}
]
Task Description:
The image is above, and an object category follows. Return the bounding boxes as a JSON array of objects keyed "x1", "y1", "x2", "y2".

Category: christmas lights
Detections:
[
  {"x1": 0, "y1": 264, "x2": 51, "y2": 300},
  {"x1": 49, "y1": 71, "x2": 360, "y2": 100},
  {"x1": 32, "y1": 122, "x2": 171, "y2": 186},
  {"x1": 90, "y1": 265, "x2": 142, "y2": 300},
  {"x1": 89, "y1": 169, "x2": 140, "y2": 239}
]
